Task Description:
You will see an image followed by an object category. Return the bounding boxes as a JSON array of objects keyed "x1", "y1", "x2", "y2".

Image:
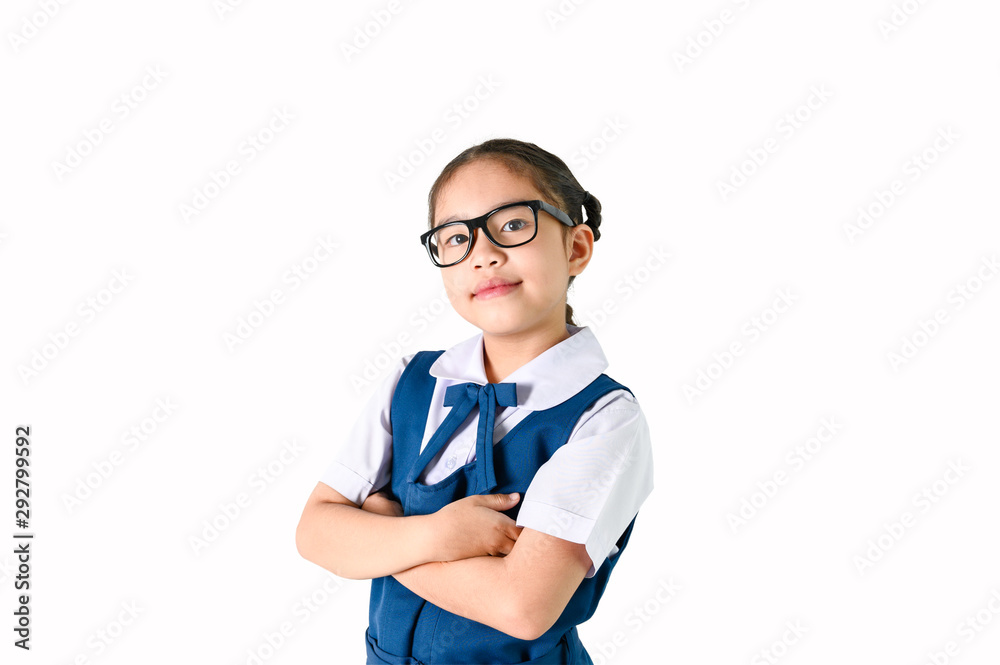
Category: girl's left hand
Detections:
[{"x1": 361, "y1": 490, "x2": 404, "y2": 518}]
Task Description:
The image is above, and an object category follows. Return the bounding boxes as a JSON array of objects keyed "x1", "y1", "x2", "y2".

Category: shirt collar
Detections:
[{"x1": 428, "y1": 324, "x2": 609, "y2": 410}]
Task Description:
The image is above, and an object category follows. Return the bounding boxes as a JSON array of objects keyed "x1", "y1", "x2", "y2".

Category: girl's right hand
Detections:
[{"x1": 430, "y1": 493, "x2": 523, "y2": 561}]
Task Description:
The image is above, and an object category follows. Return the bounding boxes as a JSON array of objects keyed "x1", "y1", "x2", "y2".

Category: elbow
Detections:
[
  {"x1": 505, "y1": 613, "x2": 553, "y2": 642},
  {"x1": 294, "y1": 517, "x2": 313, "y2": 561},
  {"x1": 295, "y1": 514, "x2": 319, "y2": 564},
  {"x1": 495, "y1": 562, "x2": 568, "y2": 641},
  {"x1": 295, "y1": 509, "x2": 362, "y2": 580},
  {"x1": 507, "y1": 622, "x2": 545, "y2": 643},
  {"x1": 503, "y1": 598, "x2": 559, "y2": 642}
]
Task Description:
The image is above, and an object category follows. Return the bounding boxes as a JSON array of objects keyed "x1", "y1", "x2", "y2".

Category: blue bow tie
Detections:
[{"x1": 406, "y1": 381, "x2": 518, "y2": 493}]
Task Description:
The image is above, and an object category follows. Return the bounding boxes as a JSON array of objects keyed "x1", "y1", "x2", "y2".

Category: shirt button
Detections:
[{"x1": 445, "y1": 457, "x2": 456, "y2": 469}]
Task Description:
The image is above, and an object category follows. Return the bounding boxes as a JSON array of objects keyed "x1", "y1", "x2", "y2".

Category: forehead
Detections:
[{"x1": 434, "y1": 159, "x2": 544, "y2": 223}]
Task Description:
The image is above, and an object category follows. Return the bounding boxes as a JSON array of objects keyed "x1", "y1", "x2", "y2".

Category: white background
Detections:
[{"x1": 2, "y1": 1, "x2": 999, "y2": 663}]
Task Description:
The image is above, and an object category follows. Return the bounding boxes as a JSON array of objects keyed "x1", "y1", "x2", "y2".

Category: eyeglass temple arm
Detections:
[{"x1": 537, "y1": 200, "x2": 578, "y2": 228}]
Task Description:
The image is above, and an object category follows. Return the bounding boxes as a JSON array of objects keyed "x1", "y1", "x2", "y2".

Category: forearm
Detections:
[
  {"x1": 296, "y1": 501, "x2": 436, "y2": 580},
  {"x1": 392, "y1": 556, "x2": 533, "y2": 639},
  {"x1": 391, "y1": 528, "x2": 591, "y2": 642}
]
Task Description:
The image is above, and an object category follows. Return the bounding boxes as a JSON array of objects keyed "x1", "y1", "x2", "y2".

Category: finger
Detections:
[{"x1": 487, "y1": 492, "x2": 519, "y2": 510}]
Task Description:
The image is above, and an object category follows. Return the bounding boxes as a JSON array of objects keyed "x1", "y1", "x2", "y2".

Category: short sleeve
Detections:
[
  {"x1": 515, "y1": 390, "x2": 654, "y2": 579},
  {"x1": 318, "y1": 353, "x2": 416, "y2": 506}
]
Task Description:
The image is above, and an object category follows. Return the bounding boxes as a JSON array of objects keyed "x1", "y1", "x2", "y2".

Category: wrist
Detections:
[{"x1": 409, "y1": 512, "x2": 439, "y2": 563}]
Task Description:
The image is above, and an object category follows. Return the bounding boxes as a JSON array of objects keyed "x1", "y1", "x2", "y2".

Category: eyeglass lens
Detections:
[{"x1": 428, "y1": 205, "x2": 536, "y2": 266}]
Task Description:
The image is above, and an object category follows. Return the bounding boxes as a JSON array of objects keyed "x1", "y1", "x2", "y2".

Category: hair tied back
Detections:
[{"x1": 580, "y1": 190, "x2": 601, "y2": 242}]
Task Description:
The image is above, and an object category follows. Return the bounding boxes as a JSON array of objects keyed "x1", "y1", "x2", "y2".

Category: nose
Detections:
[{"x1": 469, "y1": 228, "x2": 505, "y2": 268}]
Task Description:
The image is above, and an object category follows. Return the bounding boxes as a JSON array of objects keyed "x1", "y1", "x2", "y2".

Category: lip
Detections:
[{"x1": 473, "y1": 278, "x2": 521, "y2": 299}]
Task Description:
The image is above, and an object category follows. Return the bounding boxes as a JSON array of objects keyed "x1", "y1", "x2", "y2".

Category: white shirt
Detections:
[{"x1": 320, "y1": 324, "x2": 654, "y2": 578}]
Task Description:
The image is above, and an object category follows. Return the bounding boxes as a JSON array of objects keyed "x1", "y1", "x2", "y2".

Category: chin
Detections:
[{"x1": 472, "y1": 311, "x2": 524, "y2": 334}]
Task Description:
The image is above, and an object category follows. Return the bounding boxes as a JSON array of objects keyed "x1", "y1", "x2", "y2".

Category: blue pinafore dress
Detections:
[{"x1": 364, "y1": 350, "x2": 640, "y2": 664}]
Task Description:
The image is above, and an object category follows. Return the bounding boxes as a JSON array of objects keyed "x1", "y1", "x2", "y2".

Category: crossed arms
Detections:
[{"x1": 295, "y1": 482, "x2": 591, "y2": 641}]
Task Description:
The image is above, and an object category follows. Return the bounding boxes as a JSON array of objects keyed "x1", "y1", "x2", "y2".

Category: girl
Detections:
[{"x1": 296, "y1": 138, "x2": 654, "y2": 664}]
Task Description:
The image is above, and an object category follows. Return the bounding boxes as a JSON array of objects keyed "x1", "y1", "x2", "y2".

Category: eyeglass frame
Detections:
[{"x1": 420, "y1": 199, "x2": 580, "y2": 267}]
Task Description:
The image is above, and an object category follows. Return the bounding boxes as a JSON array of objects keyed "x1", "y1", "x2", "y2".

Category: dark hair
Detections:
[{"x1": 427, "y1": 138, "x2": 602, "y2": 326}]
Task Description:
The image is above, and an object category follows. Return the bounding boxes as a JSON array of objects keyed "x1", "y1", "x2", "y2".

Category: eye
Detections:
[
  {"x1": 443, "y1": 232, "x2": 469, "y2": 247},
  {"x1": 501, "y1": 218, "x2": 529, "y2": 232}
]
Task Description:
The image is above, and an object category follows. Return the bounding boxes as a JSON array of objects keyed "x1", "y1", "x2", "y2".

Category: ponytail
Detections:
[{"x1": 566, "y1": 190, "x2": 603, "y2": 325}]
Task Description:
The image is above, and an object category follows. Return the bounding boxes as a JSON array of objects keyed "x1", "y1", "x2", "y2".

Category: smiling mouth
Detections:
[{"x1": 474, "y1": 282, "x2": 521, "y2": 300}]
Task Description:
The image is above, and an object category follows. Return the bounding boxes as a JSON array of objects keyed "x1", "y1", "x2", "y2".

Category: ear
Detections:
[{"x1": 567, "y1": 223, "x2": 594, "y2": 277}]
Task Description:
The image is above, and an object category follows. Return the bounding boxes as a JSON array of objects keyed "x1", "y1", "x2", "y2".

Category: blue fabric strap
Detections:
[
  {"x1": 405, "y1": 380, "x2": 517, "y2": 493},
  {"x1": 469, "y1": 382, "x2": 517, "y2": 493}
]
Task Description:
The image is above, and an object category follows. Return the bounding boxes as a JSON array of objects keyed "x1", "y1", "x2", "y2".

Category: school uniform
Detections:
[{"x1": 320, "y1": 324, "x2": 654, "y2": 664}]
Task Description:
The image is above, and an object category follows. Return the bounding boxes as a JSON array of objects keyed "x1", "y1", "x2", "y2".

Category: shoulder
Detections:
[
  {"x1": 571, "y1": 385, "x2": 646, "y2": 437},
  {"x1": 358, "y1": 351, "x2": 425, "y2": 411},
  {"x1": 390, "y1": 350, "x2": 443, "y2": 388},
  {"x1": 380, "y1": 349, "x2": 450, "y2": 408},
  {"x1": 377, "y1": 351, "x2": 419, "y2": 388},
  {"x1": 385, "y1": 349, "x2": 443, "y2": 381}
]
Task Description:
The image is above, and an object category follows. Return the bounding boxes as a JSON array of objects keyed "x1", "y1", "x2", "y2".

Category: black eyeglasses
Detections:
[{"x1": 420, "y1": 200, "x2": 578, "y2": 268}]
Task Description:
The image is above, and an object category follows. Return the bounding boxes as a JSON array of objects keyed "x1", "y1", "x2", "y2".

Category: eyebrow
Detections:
[{"x1": 434, "y1": 198, "x2": 527, "y2": 228}]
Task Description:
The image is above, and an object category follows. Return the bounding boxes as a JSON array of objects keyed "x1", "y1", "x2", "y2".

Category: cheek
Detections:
[
  {"x1": 533, "y1": 246, "x2": 569, "y2": 280},
  {"x1": 441, "y1": 276, "x2": 464, "y2": 304}
]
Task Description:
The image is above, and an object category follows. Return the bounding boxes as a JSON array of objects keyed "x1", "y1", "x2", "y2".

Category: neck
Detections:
[{"x1": 481, "y1": 319, "x2": 571, "y2": 384}]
